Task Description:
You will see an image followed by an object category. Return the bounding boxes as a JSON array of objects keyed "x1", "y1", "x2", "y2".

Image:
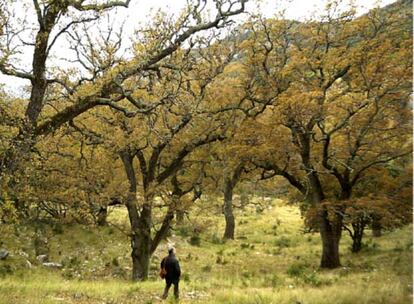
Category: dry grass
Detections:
[{"x1": 0, "y1": 199, "x2": 412, "y2": 303}]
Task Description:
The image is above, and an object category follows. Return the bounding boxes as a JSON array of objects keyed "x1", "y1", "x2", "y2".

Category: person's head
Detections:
[{"x1": 168, "y1": 245, "x2": 175, "y2": 255}]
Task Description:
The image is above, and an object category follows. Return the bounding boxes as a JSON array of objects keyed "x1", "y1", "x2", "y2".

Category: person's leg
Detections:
[
  {"x1": 173, "y1": 280, "x2": 179, "y2": 299},
  {"x1": 162, "y1": 281, "x2": 171, "y2": 299}
]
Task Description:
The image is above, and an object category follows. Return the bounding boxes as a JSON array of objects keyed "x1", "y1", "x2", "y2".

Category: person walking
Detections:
[{"x1": 160, "y1": 246, "x2": 181, "y2": 299}]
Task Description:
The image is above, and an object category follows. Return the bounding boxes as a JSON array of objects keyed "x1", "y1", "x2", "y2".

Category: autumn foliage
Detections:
[{"x1": 0, "y1": 0, "x2": 412, "y2": 280}]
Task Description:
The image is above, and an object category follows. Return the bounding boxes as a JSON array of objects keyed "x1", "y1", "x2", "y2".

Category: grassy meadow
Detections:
[{"x1": 0, "y1": 199, "x2": 412, "y2": 304}]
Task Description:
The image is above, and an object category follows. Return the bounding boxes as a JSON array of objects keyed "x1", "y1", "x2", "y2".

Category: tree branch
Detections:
[
  {"x1": 71, "y1": 0, "x2": 131, "y2": 11},
  {"x1": 156, "y1": 133, "x2": 226, "y2": 184}
]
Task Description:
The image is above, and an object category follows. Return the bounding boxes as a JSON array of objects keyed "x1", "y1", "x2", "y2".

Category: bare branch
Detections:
[
  {"x1": 32, "y1": 0, "x2": 44, "y2": 28},
  {"x1": 0, "y1": 64, "x2": 34, "y2": 80},
  {"x1": 47, "y1": 16, "x2": 100, "y2": 56},
  {"x1": 351, "y1": 150, "x2": 413, "y2": 186},
  {"x1": 70, "y1": 0, "x2": 131, "y2": 11}
]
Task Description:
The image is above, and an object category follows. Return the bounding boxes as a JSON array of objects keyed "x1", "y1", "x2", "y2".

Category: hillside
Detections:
[{"x1": 0, "y1": 200, "x2": 412, "y2": 304}]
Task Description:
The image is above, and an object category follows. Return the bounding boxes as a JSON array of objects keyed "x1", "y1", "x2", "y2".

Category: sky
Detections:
[
  {"x1": 0, "y1": 0, "x2": 397, "y2": 96},
  {"x1": 119, "y1": 0, "x2": 396, "y2": 36},
  {"x1": 120, "y1": 0, "x2": 396, "y2": 24}
]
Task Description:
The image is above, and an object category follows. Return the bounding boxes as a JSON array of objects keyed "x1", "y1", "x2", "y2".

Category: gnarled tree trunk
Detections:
[
  {"x1": 131, "y1": 202, "x2": 152, "y2": 281},
  {"x1": 120, "y1": 149, "x2": 151, "y2": 281},
  {"x1": 308, "y1": 171, "x2": 342, "y2": 269},
  {"x1": 319, "y1": 211, "x2": 342, "y2": 267},
  {"x1": 351, "y1": 221, "x2": 365, "y2": 253},
  {"x1": 222, "y1": 163, "x2": 244, "y2": 240},
  {"x1": 121, "y1": 149, "x2": 178, "y2": 281},
  {"x1": 223, "y1": 177, "x2": 235, "y2": 239}
]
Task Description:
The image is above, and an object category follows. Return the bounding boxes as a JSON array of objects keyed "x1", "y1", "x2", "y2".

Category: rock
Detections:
[
  {"x1": 0, "y1": 249, "x2": 9, "y2": 260},
  {"x1": 36, "y1": 254, "x2": 49, "y2": 263},
  {"x1": 50, "y1": 297, "x2": 65, "y2": 302},
  {"x1": 73, "y1": 293, "x2": 82, "y2": 299},
  {"x1": 185, "y1": 291, "x2": 207, "y2": 299},
  {"x1": 42, "y1": 262, "x2": 63, "y2": 268},
  {"x1": 19, "y1": 251, "x2": 29, "y2": 258},
  {"x1": 25, "y1": 260, "x2": 32, "y2": 269}
]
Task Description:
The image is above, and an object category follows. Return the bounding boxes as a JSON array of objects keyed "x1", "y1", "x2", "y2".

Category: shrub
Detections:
[
  {"x1": 52, "y1": 222, "x2": 64, "y2": 234},
  {"x1": 211, "y1": 233, "x2": 225, "y2": 244},
  {"x1": 286, "y1": 262, "x2": 306, "y2": 277},
  {"x1": 69, "y1": 256, "x2": 81, "y2": 266},
  {"x1": 356, "y1": 238, "x2": 379, "y2": 252},
  {"x1": 201, "y1": 265, "x2": 212, "y2": 272},
  {"x1": 112, "y1": 266, "x2": 127, "y2": 278},
  {"x1": 177, "y1": 226, "x2": 191, "y2": 237},
  {"x1": 240, "y1": 243, "x2": 254, "y2": 249},
  {"x1": 0, "y1": 264, "x2": 13, "y2": 277},
  {"x1": 182, "y1": 273, "x2": 190, "y2": 282},
  {"x1": 263, "y1": 274, "x2": 281, "y2": 288},
  {"x1": 256, "y1": 206, "x2": 264, "y2": 214},
  {"x1": 274, "y1": 236, "x2": 291, "y2": 248},
  {"x1": 216, "y1": 255, "x2": 227, "y2": 265},
  {"x1": 111, "y1": 257, "x2": 119, "y2": 267},
  {"x1": 189, "y1": 235, "x2": 201, "y2": 246},
  {"x1": 302, "y1": 272, "x2": 323, "y2": 287},
  {"x1": 242, "y1": 270, "x2": 252, "y2": 278}
]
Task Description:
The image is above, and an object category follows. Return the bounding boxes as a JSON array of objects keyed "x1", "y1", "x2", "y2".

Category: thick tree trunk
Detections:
[
  {"x1": 352, "y1": 238, "x2": 362, "y2": 253},
  {"x1": 1, "y1": 7, "x2": 58, "y2": 179},
  {"x1": 295, "y1": 122, "x2": 346, "y2": 269},
  {"x1": 27, "y1": 4, "x2": 61, "y2": 125},
  {"x1": 120, "y1": 150, "x2": 152, "y2": 281},
  {"x1": 130, "y1": 202, "x2": 152, "y2": 281},
  {"x1": 222, "y1": 164, "x2": 244, "y2": 240},
  {"x1": 350, "y1": 223, "x2": 364, "y2": 252},
  {"x1": 319, "y1": 210, "x2": 342, "y2": 267},
  {"x1": 130, "y1": 245, "x2": 143, "y2": 281},
  {"x1": 351, "y1": 221, "x2": 366, "y2": 252},
  {"x1": 130, "y1": 234, "x2": 150, "y2": 281},
  {"x1": 307, "y1": 172, "x2": 342, "y2": 269},
  {"x1": 223, "y1": 178, "x2": 235, "y2": 240},
  {"x1": 371, "y1": 217, "x2": 382, "y2": 237}
]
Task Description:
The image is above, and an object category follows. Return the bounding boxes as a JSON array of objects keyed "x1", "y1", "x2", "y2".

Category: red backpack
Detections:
[{"x1": 159, "y1": 258, "x2": 167, "y2": 279}]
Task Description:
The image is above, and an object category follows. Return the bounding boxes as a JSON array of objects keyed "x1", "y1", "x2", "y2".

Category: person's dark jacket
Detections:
[{"x1": 161, "y1": 253, "x2": 181, "y2": 283}]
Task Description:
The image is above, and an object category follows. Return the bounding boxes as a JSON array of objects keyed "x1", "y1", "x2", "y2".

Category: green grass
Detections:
[{"x1": 0, "y1": 199, "x2": 412, "y2": 303}]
